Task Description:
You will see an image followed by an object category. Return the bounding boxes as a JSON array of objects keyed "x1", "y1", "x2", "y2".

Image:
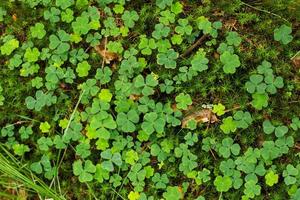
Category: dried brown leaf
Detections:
[{"x1": 181, "y1": 108, "x2": 218, "y2": 128}]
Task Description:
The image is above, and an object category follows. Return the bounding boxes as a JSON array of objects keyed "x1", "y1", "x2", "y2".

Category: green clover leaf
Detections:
[
  {"x1": 73, "y1": 160, "x2": 96, "y2": 182},
  {"x1": 0, "y1": 38, "x2": 19, "y2": 55},
  {"x1": 152, "y1": 23, "x2": 170, "y2": 39},
  {"x1": 220, "y1": 117, "x2": 237, "y2": 134},
  {"x1": 175, "y1": 93, "x2": 192, "y2": 110},
  {"x1": 30, "y1": 23, "x2": 46, "y2": 39},
  {"x1": 265, "y1": 171, "x2": 279, "y2": 186},
  {"x1": 214, "y1": 175, "x2": 232, "y2": 192},
  {"x1": 122, "y1": 10, "x2": 139, "y2": 28},
  {"x1": 76, "y1": 61, "x2": 91, "y2": 77},
  {"x1": 220, "y1": 51, "x2": 241, "y2": 74},
  {"x1": 163, "y1": 186, "x2": 181, "y2": 200},
  {"x1": 274, "y1": 24, "x2": 293, "y2": 45},
  {"x1": 157, "y1": 49, "x2": 178, "y2": 69}
]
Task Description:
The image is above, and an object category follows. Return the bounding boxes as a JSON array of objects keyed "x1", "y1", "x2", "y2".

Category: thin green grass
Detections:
[{"x1": 0, "y1": 145, "x2": 65, "y2": 200}]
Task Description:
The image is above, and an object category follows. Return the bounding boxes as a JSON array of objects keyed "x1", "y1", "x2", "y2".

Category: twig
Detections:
[
  {"x1": 180, "y1": 34, "x2": 208, "y2": 58},
  {"x1": 240, "y1": 1, "x2": 289, "y2": 23},
  {"x1": 291, "y1": 50, "x2": 300, "y2": 60}
]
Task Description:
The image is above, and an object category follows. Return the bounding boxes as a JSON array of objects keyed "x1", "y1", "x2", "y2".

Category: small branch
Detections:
[
  {"x1": 240, "y1": 1, "x2": 289, "y2": 23},
  {"x1": 180, "y1": 34, "x2": 208, "y2": 58},
  {"x1": 291, "y1": 50, "x2": 300, "y2": 60}
]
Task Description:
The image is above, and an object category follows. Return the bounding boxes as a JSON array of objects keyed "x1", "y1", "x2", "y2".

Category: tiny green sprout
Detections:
[
  {"x1": 39, "y1": 122, "x2": 51, "y2": 133},
  {"x1": 212, "y1": 103, "x2": 225, "y2": 116},
  {"x1": 265, "y1": 170, "x2": 279, "y2": 186},
  {"x1": 220, "y1": 51, "x2": 241, "y2": 74},
  {"x1": 175, "y1": 93, "x2": 192, "y2": 110},
  {"x1": 128, "y1": 191, "x2": 140, "y2": 200},
  {"x1": 99, "y1": 89, "x2": 113, "y2": 102},
  {"x1": 125, "y1": 150, "x2": 139, "y2": 165},
  {"x1": 76, "y1": 61, "x2": 91, "y2": 77},
  {"x1": 274, "y1": 24, "x2": 293, "y2": 45}
]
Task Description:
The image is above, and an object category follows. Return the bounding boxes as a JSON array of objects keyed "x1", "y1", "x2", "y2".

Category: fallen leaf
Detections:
[
  {"x1": 94, "y1": 39, "x2": 121, "y2": 64},
  {"x1": 181, "y1": 108, "x2": 218, "y2": 128},
  {"x1": 292, "y1": 56, "x2": 300, "y2": 69}
]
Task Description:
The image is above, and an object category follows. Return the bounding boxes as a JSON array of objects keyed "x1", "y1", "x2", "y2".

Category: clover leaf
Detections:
[
  {"x1": 100, "y1": 149, "x2": 122, "y2": 171},
  {"x1": 152, "y1": 173, "x2": 169, "y2": 189},
  {"x1": 55, "y1": 0, "x2": 74, "y2": 10},
  {"x1": 24, "y1": 47, "x2": 40, "y2": 63},
  {"x1": 116, "y1": 110, "x2": 139, "y2": 133},
  {"x1": 226, "y1": 31, "x2": 242, "y2": 46},
  {"x1": 212, "y1": 103, "x2": 225, "y2": 116},
  {"x1": 159, "y1": 10, "x2": 175, "y2": 25},
  {"x1": 175, "y1": 19, "x2": 192, "y2": 35},
  {"x1": 75, "y1": 143, "x2": 91, "y2": 159},
  {"x1": 25, "y1": 90, "x2": 57, "y2": 111},
  {"x1": 134, "y1": 74, "x2": 158, "y2": 96},
  {"x1": 30, "y1": 23, "x2": 46, "y2": 39},
  {"x1": 49, "y1": 30, "x2": 70, "y2": 54},
  {"x1": 76, "y1": 61, "x2": 91, "y2": 77},
  {"x1": 265, "y1": 171, "x2": 279, "y2": 186},
  {"x1": 220, "y1": 117, "x2": 237, "y2": 134},
  {"x1": 122, "y1": 10, "x2": 139, "y2": 28},
  {"x1": 37, "y1": 137, "x2": 53, "y2": 151},
  {"x1": 274, "y1": 24, "x2": 293, "y2": 45},
  {"x1": 243, "y1": 180, "x2": 261, "y2": 198},
  {"x1": 152, "y1": 23, "x2": 170, "y2": 39},
  {"x1": 141, "y1": 112, "x2": 166, "y2": 135},
  {"x1": 0, "y1": 38, "x2": 19, "y2": 55},
  {"x1": 73, "y1": 160, "x2": 96, "y2": 183},
  {"x1": 191, "y1": 50, "x2": 209, "y2": 72},
  {"x1": 245, "y1": 74, "x2": 266, "y2": 94},
  {"x1": 125, "y1": 150, "x2": 139, "y2": 165},
  {"x1": 175, "y1": 93, "x2": 192, "y2": 110},
  {"x1": 197, "y1": 16, "x2": 212, "y2": 34},
  {"x1": 138, "y1": 35, "x2": 156, "y2": 55},
  {"x1": 163, "y1": 186, "x2": 181, "y2": 200},
  {"x1": 214, "y1": 175, "x2": 232, "y2": 192},
  {"x1": 283, "y1": 164, "x2": 299, "y2": 185},
  {"x1": 218, "y1": 137, "x2": 240, "y2": 158},
  {"x1": 44, "y1": 7, "x2": 60, "y2": 23},
  {"x1": 251, "y1": 93, "x2": 269, "y2": 110},
  {"x1": 157, "y1": 49, "x2": 178, "y2": 69},
  {"x1": 220, "y1": 51, "x2": 241, "y2": 74},
  {"x1": 233, "y1": 111, "x2": 253, "y2": 129},
  {"x1": 156, "y1": 0, "x2": 173, "y2": 9},
  {"x1": 13, "y1": 144, "x2": 30, "y2": 156}
]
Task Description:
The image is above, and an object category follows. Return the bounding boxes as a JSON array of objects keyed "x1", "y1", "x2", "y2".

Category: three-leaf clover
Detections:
[
  {"x1": 141, "y1": 112, "x2": 166, "y2": 135},
  {"x1": 100, "y1": 149, "x2": 122, "y2": 172},
  {"x1": 73, "y1": 160, "x2": 96, "y2": 182},
  {"x1": 163, "y1": 186, "x2": 182, "y2": 200},
  {"x1": 214, "y1": 175, "x2": 232, "y2": 192},
  {"x1": 152, "y1": 23, "x2": 170, "y2": 39},
  {"x1": 138, "y1": 35, "x2": 156, "y2": 55},
  {"x1": 220, "y1": 117, "x2": 237, "y2": 134},
  {"x1": 116, "y1": 110, "x2": 139, "y2": 132},
  {"x1": 134, "y1": 74, "x2": 158, "y2": 96},
  {"x1": 76, "y1": 61, "x2": 91, "y2": 77},
  {"x1": 233, "y1": 111, "x2": 253, "y2": 129},
  {"x1": 175, "y1": 93, "x2": 192, "y2": 110},
  {"x1": 218, "y1": 137, "x2": 240, "y2": 158},
  {"x1": 220, "y1": 51, "x2": 241, "y2": 74},
  {"x1": 265, "y1": 171, "x2": 279, "y2": 186},
  {"x1": 0, "y1": 38, "x2": 19, "y2": 55},
  {"x1": 49, "y1": 30, "x2": 70, "y2": 54},
  {"x1": 122, "y1": 10, "x2": 139, "y2": 28},
  {"x1": 283, "y1": 164, "x2": 299, "y2": 185},
  {"x1": 274, "y1": 24, "x2": 293, "y2": 45},
  {"x1": 191, "y1": 50, "x2": 209, "y2": 72},
  {"x1": 30, "y1": 23, "x2": 46, "y2": 39},
  {"x1": 157, "y1": 49, "x2": 178, "y2": 69},
  {"x1": 175, "y1": 19, "x2": 192, "y2": 35}
]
